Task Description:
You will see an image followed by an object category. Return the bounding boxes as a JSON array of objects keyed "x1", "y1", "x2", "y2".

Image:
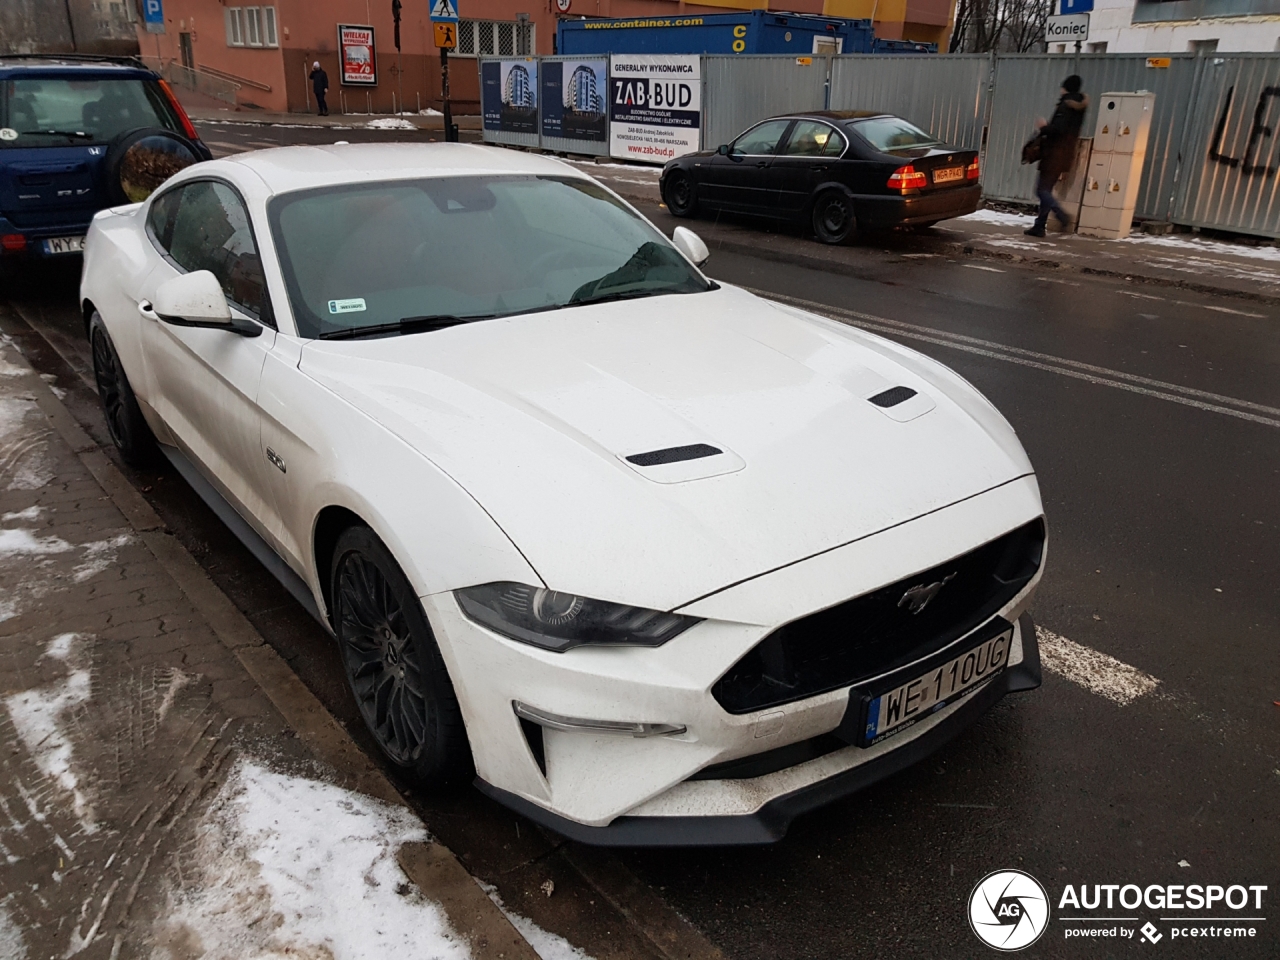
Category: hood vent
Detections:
[
  {"x1": 626, "y1": 443, "x2": 723, "y2": 467},
  {"x1": 868, "y1": 386, "x2": 917, "y2": 408}
]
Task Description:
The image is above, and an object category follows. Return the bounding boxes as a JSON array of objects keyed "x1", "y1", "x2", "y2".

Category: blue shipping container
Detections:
[{"x1": 557, "y1": 10, "x2": 884, "y2": 57}]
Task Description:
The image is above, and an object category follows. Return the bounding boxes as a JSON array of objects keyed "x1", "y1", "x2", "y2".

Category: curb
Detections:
[{"x1": 0, "y1": 317, "x2": 540, "y2": 960}]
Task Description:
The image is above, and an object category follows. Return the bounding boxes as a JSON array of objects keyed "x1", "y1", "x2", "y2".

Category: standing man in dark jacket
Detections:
[
  {"x1": 1026, "y1": 75, "x2": 1088, "y2": 237},
  {"x1": 310, "y1": 61, "x2": 329, "y2": 116}
]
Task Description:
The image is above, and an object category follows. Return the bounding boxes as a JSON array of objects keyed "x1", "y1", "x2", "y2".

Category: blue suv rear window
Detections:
[{"x1": 2, "y1": 77, "x2": 178, "y2": 146}]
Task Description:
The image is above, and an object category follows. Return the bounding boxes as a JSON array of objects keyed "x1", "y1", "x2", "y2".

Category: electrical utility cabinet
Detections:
[{"x1": 1077, "y1": 92, "x2": 1155, "y2": 240}]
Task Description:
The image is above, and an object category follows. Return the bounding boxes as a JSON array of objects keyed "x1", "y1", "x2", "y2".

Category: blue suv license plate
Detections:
[{"x1": 43, "y1": 235, "x2": 85, "y2": 255}]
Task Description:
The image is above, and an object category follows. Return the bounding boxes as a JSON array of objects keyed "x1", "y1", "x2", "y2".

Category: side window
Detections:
[
  {"x1": 782, "y1": 121, "x2": 846, "y2": 158},
  {"x1": 731, "y1": 120, "x2": 792, "y2": 157},
  {"x1": 145, "y1": 187, "x2": 182, "y2": 251},
  {"x1": 166, "y1": 181, "x2": 272, "y2": 324}
]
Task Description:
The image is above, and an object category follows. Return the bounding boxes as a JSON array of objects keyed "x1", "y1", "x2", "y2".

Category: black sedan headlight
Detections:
[{"x1": 455, "y1": 582, "x2": 700, "y2": 652}]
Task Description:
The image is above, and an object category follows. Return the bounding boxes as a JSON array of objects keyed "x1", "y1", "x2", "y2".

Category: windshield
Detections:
[
  {"x1": 2, "y1": 77, "x2": 178, "y2": 145},
  {"x1": 268, "y1": 175, "x2": 712, "y2": 339},
  {"x1": 850, "y1": 116, "x2": 941, "y2": 154}
]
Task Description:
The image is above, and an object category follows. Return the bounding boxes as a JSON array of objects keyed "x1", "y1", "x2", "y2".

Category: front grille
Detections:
[{"x1": 712, "y1": 518, "x2": 1044, "y2": 714}]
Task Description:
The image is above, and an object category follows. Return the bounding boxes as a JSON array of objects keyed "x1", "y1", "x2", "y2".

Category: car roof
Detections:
[
  {"x1": 790, "y1": 110, "x2": 893, "y2": 122},
  {"x1": 0, "y1": 55, "x2": 155, "y2": 79},
  {"x1": 219, "y1": 142, "x2": 589, "y2": 195}
]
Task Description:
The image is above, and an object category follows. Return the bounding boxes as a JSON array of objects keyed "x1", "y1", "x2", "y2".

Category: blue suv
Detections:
[{"x1": 0, "y1": 55, "x2": 211, "y2": 274}]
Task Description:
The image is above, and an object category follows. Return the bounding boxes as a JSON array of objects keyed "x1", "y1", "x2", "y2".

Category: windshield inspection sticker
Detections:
[
  {"x1": 328, "y1": 298, "x2": 367, "y2": 314},
  {"x1": 0, "y1": 129, "x2": 17, "y2": 141}
]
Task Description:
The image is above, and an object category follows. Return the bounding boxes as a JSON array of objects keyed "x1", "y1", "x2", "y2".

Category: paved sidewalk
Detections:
[
  {"x1": 186, "y1": 105, "x2": 483, "y2": 132},
  {"x1": 0, "y1": 332, "x2": 536, "y2": 958}
]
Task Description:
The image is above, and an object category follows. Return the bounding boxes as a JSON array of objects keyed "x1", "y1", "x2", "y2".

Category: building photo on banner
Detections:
[
  {"x1": 542, "y1": 60, "x2": 608, "y2": 143},
  {"x1": 608, "y1": 54, "x2": 701, "y2": 163},
  {"x1": 481, "y1": 58, "x2": 538, "y2": 134}
]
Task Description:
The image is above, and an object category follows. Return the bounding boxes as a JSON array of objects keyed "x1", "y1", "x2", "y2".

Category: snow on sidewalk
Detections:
[{"x1": 156, "y1": 759, "x2": 597, "y2": 960}]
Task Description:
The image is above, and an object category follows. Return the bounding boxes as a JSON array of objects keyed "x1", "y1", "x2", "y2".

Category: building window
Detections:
[
  {"x1": 1088, "y1": 41, "x2": 1107, "y2": 52},
  {"x1": 1188, "y1": 38, "x2": 1218, "y2": 52},
  {"x1": 226, "y1": 7, "x2": 244, "y2": 45},
  {"x1": 225, "y1": 7, "x2": 278, "y2": 48},
  {"x1": 455, "y1": 19, "x2": 534, "y2": 58}
]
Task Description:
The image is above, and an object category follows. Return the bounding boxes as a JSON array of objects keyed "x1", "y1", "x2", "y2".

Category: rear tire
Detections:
[
  {"x1": 330, "y1": 525, "x2": 471, "y2": 785},
  {"x1": 663, "y1": 171, "x2": 698, "y2": 218},
  {"x1": 811, "y1": 190, "x2": 857, "y2": 245},
  {"x1": 89, "y1": 312, "x2": 156, "y2": 468}
]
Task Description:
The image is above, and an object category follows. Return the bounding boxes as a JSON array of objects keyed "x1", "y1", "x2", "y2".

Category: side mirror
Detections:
[
  {"x1": 672, "y1": 226, "x2": 710, "y2": 267},
  {"x1": 716, "y1": 143, "x2": 730, "y2": 156},
  {"x1": 152, "y1": 270, "x2": 260, "y2": 337}
]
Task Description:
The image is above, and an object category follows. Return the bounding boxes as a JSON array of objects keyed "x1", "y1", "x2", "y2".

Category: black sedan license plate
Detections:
[
  {"x1": 858, "y1": 627, "x2": 1011, "y2": 746},
  {"x1": 933, "y1": 166, "x2": 964, "y2": 184}
]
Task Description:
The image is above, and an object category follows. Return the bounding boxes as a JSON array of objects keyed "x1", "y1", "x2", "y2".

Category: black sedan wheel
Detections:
[
  {"x1": 811, "y1": 190, "x2": 857, "y2": 245},
  {"x1": 331, "y1": 525, "x2": 469, "y2": 783},
  {"x1": 663, "y1": 171, "x2": 698, "y2": 218},
  {"x1": 89, "y1": 312, "x2": 156, "y2": 467}
]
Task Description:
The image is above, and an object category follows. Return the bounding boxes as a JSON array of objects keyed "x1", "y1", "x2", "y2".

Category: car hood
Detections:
[{"x1": 299, "y1": 284, "x2": 1032, "y2": 613}]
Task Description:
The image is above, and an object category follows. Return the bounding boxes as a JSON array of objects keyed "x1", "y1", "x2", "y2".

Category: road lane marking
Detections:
[
  {"x1": 963, "y1": 263, "x2": 1006, "y2": 272},
  {"x1": 1204, "y1": 304, "x2": 1265, "y2": 318},
  {"x1": 1036, "y1": 627, "x2": 1160, "y2": 705},
  {"x1": 749, "y1": 288, "x2": 1280, "y2": 429}
]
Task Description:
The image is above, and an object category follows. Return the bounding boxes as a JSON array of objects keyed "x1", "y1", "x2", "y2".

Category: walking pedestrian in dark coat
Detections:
[
  {"x1": 310, "y1": 61, "x2": 329, "y2": 116},
  {"x1": 1025, "y1": 75, "x2": 1088, "y2": 237}
]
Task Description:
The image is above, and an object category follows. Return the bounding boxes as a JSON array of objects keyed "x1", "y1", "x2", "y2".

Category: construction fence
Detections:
[{"x1": 482, "y1": 51, "x2": 1280, "y2": 239}]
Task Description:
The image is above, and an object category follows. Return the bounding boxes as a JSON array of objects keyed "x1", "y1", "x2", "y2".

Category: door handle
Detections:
[
  {"x1": 137, "y1": 300, "x2": 159, "y2": 321},
  {"x1": 756, "y1": 160, "x2": 769, "y2": 168}
]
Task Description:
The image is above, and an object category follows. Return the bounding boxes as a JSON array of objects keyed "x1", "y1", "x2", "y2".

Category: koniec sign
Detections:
[{"x1": 608, "y1": 55, "x2": 701, "y2": 163}]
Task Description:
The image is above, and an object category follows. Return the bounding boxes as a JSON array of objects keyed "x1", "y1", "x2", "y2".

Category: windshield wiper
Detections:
[
  {"x1": 569, "y1": 288, "x2": 672, "y2": 308},
  {"x1": 318, "y1": 314, "x2": 491, "y2": 341}
]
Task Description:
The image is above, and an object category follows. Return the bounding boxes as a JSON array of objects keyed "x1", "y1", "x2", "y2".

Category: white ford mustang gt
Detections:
[{"x1": 80, "y1": 143, "x2": 1045, "y2": 845}]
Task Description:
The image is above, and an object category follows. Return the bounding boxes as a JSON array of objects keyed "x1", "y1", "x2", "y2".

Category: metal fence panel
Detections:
[
  {"x1": 537, "y1": 55, "x2": 611, "y2": 157},
  {"x1": 828, "y1": 54, "x2": 991, "y2": 152},
  {"x1": 983, "y1": 53, "x2": 1200, "y2": 220},
  {"x1": 700, "y1": 55, "x2": 826, "y2": 150},
  {"x1": 478, "y1": 57, "x2": 540, "y2": 149},
  {"x1": 1172, "y1": 54, "x2": 1280, "y2": 238}
]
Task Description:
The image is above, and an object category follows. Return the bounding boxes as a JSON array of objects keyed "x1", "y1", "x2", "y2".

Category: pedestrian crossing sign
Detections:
[{"x1": 430, "y1": 0, "x2": 458, "y2": 22}]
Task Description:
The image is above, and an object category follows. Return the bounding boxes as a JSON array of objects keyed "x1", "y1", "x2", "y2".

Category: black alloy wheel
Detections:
[
  {"x1": 812, "y1": 190, "x2": 857, "y2": 245},
  {"x1": 331, "y1": 525, "x2": 469, "y2": 782},
  {"x1": 89, "y1": 312, "x2": 156, "y2": 467},
  {"x1": 663, "y1": 171, "x2": 698, "y2": 218}
]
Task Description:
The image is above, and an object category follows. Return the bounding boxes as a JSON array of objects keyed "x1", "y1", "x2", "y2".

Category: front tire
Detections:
[
  {"x1": 663, "y1": 171, "x2": 698, "y2": 218},
  {"x1": 331, "y1": 525, "x2": 470, "y2": 784},
  {"x1": 811, "y1": 190, "x2": 857, "y2": 245},
  {"x1": 89, "y1": 312, "x2": 156, "y2": 468}
]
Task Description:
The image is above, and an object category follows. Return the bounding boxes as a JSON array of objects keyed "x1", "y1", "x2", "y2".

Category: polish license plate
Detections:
[
  {"x1": 932, "y1": 166, "x2": 964, "y2": 184},
  {"x1": 859, "y1": 626, "x2": 1012, "y2": 746},
  {"x1": 43, "y1": 235, "x2": 85, "y2": 255}
]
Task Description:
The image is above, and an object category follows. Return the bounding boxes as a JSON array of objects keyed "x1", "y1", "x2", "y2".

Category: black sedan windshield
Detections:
[{"x1": 268, "y1": 175, "x2": 711, "y2": 339}]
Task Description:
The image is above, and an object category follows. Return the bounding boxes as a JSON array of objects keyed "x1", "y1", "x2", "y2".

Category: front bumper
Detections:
[
  {"x1": 424, "y1": 475, "x2": 1045, "y2": 843},
  {"x1": 855, "y1": 183, "x2": 982, "y2": 228},
  {"x1": 479, "y1": 612, "x2": 1040, "y2": 846}
]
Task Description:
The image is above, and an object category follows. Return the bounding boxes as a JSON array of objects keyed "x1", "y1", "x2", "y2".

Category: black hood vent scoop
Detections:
[
  {"x1": 868, "y1": 386, "x2": 918, "y2": 408},
  {"x1": 626, "y1": 443, "x2": 723, "y2": 467}
]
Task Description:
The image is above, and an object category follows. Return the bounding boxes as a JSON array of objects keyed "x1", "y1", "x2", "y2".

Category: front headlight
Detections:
[{"x1": 454, "y1": 582, "x2": 700, "y2": 652}]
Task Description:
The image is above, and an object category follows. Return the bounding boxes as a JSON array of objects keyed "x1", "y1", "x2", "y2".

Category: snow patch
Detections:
[
  {"x1": 479, "y1": 881, "x2": 596, "y2": 960},
  {"x1": 5, "y1": 632, "x2": 96, "y2": 832},
  {"x1": 0, "y1": 901, "x2": 28, "y2": 960},
  {"x1": 155, "y1": 760, "x2": 468, "y2": 960},
  {"x1": 365, "y1": 117, "x2": 416, "y2": 130},
  {"x1": 957, "y1": 208, "x2": 1035, "y2": 228},
  {"x1": 0, "y1": 529, "x2": 72, "y2": 557},
  {"x1": 1037, "y1": 626, "x2": 1159, "y2": 706},
  {"x1": 420, "y1": 108, "x2": 443, "y2": 116},
  {"x1": 1122, "y1": 231, "x2": 1280, "y2": 263},
  {"x1": 72, "y1": 534, "x2": 131, "y2": 582},
  {"x1": 0, "y1": 354, "x2": 25, "y2": 378},
  {"x1": 2, "y1": 506, "x2": 42, "y2": 522}
]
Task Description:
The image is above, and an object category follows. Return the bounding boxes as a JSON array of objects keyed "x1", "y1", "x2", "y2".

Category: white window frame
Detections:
[
  {"x1": 225, "y1": 7, "x2": 245, "y2": 46},
  {"x1": 245, "y1": 6, "x2": 262, "y2": 46},
  {"x1": 454, "y1": 19, "x2": 534, "y2": 58},
  {"x1": 263, "y1": 6, "x2": 278, "y2": 47}
]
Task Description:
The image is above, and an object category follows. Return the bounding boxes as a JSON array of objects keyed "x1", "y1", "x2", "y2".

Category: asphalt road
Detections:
[{"x1": 2, "y1": 122, "x2": 1276, "y2": 959}]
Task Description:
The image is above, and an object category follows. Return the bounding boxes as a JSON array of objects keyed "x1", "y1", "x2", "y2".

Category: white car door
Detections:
[{"x1": 136, "y1": 178, "x2": 278, "y2": 533}]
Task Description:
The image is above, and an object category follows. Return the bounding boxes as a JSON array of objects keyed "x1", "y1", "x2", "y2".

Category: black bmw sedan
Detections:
[{"x1": 659, "y1": 111, "x2": 981, "y2": 244}]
